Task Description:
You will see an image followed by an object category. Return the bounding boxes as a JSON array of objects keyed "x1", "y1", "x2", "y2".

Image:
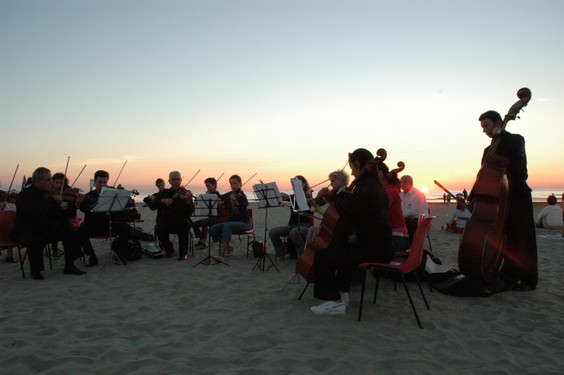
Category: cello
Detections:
[
  {"x1": 296, "y1": 149, "x2": 387, "y2": 282},
  {"x1": 458, "y1": 88, "x2": 531, "y2": 282}
]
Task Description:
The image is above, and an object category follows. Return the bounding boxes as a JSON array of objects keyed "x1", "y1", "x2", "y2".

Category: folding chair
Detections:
[
  {"x1": 0, "y1": 211, "x2": 29, "y2": 278},
  {"x1": 357, "y1": 216, "x2": 435, "y2": 328}
]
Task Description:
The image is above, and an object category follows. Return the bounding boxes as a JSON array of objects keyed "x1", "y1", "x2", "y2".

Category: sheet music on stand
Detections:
[
  {"x1": 92, "y1": 187, "x2": 132, "y2": 212},
  {"x1": 252, "y1": 181, "x2": 282, "y2": 208},
  {"x1": 290, "y1": 177, "x2": 311, "y2": 212},
  {"x1": 194, "y1": 194, "x2": 220, "y2": 216}
]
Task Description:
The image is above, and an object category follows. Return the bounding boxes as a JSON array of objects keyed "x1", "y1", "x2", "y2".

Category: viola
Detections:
[{"x1": 458, "y1": 88, "x2": 531, "y2": 282}]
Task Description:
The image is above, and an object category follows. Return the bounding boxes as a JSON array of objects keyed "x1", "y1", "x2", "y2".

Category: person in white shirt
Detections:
[
  {"x1": 400, "y1": 175, "x2": 428, "y2": 244},
  {"x1": 537, "y1": 195, "x2": 563, "y2": 229}
]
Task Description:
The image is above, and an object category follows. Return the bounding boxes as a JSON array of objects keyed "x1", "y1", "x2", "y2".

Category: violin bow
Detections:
[
  {"x1": 216, "y1": 172, "x2": 225, "y2": 183},
  {"x1": 433, "y1": 180, "x2": 464, "y2": 203},
  {"x1": 70, "y1": 164, "x2": 87, "y2": 189},
  {"x1": 241, "y1": 172, "x2": 257, "y2": 188},
  {"x1": 183, "y1": 169, "x2": 201, "y2": 188},
  {"x1": 60, "y1": 156, "x2": 70, "y2": 197},
  {"x1": 6, "y1": 164, "x2": 19, "y2": 197},
  {"x1": 113, "y1": 160, "x2": 128, "y2": 187}
]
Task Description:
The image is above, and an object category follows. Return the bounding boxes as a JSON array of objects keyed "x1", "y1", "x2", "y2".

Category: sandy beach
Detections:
[{"x1": 1, "y1": 202, "x2": 563, "y2": 374}]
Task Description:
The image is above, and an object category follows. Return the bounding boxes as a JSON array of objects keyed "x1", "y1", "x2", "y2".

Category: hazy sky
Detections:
[{"x1": 2, "y1": 0, "x2": 563, "y2": 194}]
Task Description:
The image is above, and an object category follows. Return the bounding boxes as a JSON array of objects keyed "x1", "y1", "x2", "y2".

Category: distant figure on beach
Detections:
[
  {"x1": 150, "y1": 171, "x2": 194, "y2": 260},
  {"x1": 192, "y1": 177, "x2": 222, "y2": 249},
  {"x1": 269, "y1": 175, "x2": 313, "y2": 259},
  {"x1": 442, "y1": 194, "x2": 471, "y2": 233},
  {"x1": 210, "y1": 175, "x2": 250, "y2": 260},
  {"x1": 400, "y1": 175, "x2": 428, "y2": 245},
  {"x1": 536, "y1": 195, "x2": 563, "y2": 229},
  {"x1": 12, "y1": 167, "x2": 86, "y2": 280},
  {"x1": 463, "y1": 188, "x2": 468, "y2": 200},
  {"x1": 309, "y1": 148, "x2": 394, "y2": 315}
]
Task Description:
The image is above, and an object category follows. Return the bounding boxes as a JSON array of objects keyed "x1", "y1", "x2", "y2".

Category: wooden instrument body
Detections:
[
  {"x1": 458, "y1": 151, "x2": 509, "y2": 281},
  {"x1": 296, "y1": 204, "x2": 340, "y2": 283}
]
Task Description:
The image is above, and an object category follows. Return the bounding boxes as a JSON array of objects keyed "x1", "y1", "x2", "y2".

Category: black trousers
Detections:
[
  {"x1": 17, "y1": 221, "x2": 82, "y2": 273},
  {"x1": 313, "y1": 242, "x2": 393, "y2": 301},
  {"x1": 156, "y1": 218, "x2": 191, "y2": 256}
]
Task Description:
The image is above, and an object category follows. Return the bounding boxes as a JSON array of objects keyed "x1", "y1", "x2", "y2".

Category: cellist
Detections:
[
  {"x1": 475, "y1": 110, "x2": 537, "y2": 291},
  {"x1": 310, "y1": 148, "x2": 394, "y2": 315}
]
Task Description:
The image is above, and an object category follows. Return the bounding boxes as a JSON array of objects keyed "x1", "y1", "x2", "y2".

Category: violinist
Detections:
[
  {"x1": 209, "y1": 175, "x2": 250, "y2": 260},
  {"x1": 313, "y1": 170, "x2": 349, "y2": 216},
  {"x1": 269, "y1": 175, "x2": 314, "y2": 259},
  {"x1": 78, "y1": 170, "x2": 132, "y2": 267},
  {"x1": 12, "y1": 167, "x2": 86, "y2": 279},
  {"x1": 310, "y1": 148, "x2": 394, "y2": 315},
  {"x1": 150, "y1": 171, "x2": 195, "y2": 260},
  {"x1": 51, "y1": 173, "x2": 84, "y2": 257},
  {"x1": 192, "y1": 177, "x2": 222, "y2": 249},
  {"x1": 475, "y1": 110, "x2": 537, "y2": 291}
]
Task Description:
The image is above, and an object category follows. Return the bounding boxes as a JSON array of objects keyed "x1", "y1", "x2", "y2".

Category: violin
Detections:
[{"x1": 458, "y1": 88, "x2": 531, "y2": 282}]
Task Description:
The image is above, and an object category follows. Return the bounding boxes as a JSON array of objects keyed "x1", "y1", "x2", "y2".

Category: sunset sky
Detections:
[{"x1": 2, "y1": 0, "x2": 563, "y2": 196}]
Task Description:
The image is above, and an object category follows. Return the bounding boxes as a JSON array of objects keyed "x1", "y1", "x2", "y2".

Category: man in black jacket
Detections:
[{"x1": 13, "y1": 167, "x2": 86, "y2": 280}]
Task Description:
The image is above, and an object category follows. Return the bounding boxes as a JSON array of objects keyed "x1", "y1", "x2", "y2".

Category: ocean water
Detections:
[{"x1": 134, "y1": 188, "x2": 564, "y2": 204}]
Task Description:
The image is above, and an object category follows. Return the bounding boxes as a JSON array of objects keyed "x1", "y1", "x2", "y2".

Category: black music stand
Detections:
[
  {"x1": 193, "y1": 195, "x2": 229, "y2": 267},
  {"x1": 252, "y1": 182, "x2": 281, "y2": 272},
  {"x1": 282, "y1": 178, "x2": 313, "y2": 288},
  {"x1": 93, "y1": 188, "x2": 136, "y2": 271}
]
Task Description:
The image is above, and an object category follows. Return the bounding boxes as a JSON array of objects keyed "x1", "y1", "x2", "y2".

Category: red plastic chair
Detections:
[
  {"x1": 0, "y1": 211, "x2": 28, "y2": 278},
  {"x1": 357, "y1": 216, "x2": 435, "y2": 328}
]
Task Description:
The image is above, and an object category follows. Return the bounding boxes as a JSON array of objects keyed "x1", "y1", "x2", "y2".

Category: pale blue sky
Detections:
[{"x1": 2, "y1": 0, "x2": 563, "y2": 193}]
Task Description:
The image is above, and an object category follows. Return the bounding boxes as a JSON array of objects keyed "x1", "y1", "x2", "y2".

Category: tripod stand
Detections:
[
  {"x1": 252, "y1": 182, "x2": 282, "y2": 272},
  {"x1": 193, "y1": 196, "x2": 229, "y2": 267}
]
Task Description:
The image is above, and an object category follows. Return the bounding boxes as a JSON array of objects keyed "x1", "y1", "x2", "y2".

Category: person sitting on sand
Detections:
[
  {"x1": 537, "y1": 194, "x2": 563, "y2": 229},
  {"x1": 442, "y1": 194, "x2": 472, "y2": 233}
]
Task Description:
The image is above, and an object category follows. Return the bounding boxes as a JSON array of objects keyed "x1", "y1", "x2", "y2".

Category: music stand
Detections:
[
  {"x1": 251, "y1": 182, "x2": 281, "y2": 272},
  {"x1": 282, "y1": 178, "x2": 313, "y2": 287},
  {"x1": 193, "y1": 195, "x2": 229, "y2": 267},
  {"x1": 93, "y1": 187, "x2": 136, "y2": 270}
]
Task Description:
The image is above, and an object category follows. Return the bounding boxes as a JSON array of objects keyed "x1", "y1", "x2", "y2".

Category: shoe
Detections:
[
  {"x1": 85, "y1": 256, "x2": 98, "y2": 267},
  {"x1": 310, "y1": 300, "x2": 346, "y2": 315},
  {"x1": 64, "y1": 266, "x2": 87, "y2": 275},
  {"x1": 177, "y1": 254, "x2": 188, "y2": 261},
  {"x1": 212, "y1": 255, "x2": 225, "y2": 262},
  {"x1": 340, "y1": 292, "x2": 350, "y2": 307},
  {"x1": 5, "y1": 256, "x2": 17, "y2": 263},
  {"x1": 30, "y1": 272, "x2": 44, "y2": 280}
]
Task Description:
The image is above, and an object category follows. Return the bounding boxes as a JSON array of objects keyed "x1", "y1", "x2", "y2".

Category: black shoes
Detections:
[
  {"x1": 85, "y1": 256, "x2": 99, "y2": 267},
  {"x1": 64, "y1": 266, "x2": 87, "y2": 275},
  {"x1": 30, "y1": 272, "x2": 44, "y2": 280},
  {"x1": 177, "y1": 254, "x2": 188, "y2": 261}
]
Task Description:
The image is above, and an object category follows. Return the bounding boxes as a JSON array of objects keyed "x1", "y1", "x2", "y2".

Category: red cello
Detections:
[{"x1": 458, "y1": 88, "x2": 531, "y2": 281}]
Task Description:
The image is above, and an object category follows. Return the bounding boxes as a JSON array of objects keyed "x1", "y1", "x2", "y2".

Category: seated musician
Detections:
[
  {"x1": 399, "y1": 175, "x2": 428, "y2": 245},
  {"x1": 77, "y1": 170, "x2": 132, "y2": 267},
  {"x1": 313, "y1": 170, "x2": 349, "y2": 216},
  {"x1": 50, "y1": 173, "x2": 84, "y2": 256},
  {"x1": 269, "y1": 175, "x2": 314, "y2": 259},
  {"x1": 443, "y1": 194, "x2": 472, "y2": 233},
  {"x1": 12, "y1": 167, "x2": 86, "y2": 280},
  {"x1": 192, "y1": 177, "x2": 222, "y2": 249},
  {"x1": 150, "y1": 171, "x2": 194, "y2": 260},
  {"x1": 310, "y1": 148, "x2": 394, "y2": 315},
  {"x1": 378, "y1": 163, "x2": 409, "y2": 252},
  {"x1": 209, "y1": 175, "x2": 250, "y2": 260}
]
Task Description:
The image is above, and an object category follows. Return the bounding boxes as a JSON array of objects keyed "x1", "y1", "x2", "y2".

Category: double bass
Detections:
[{"x1": 458, "y1": 88, "x2": 531, "y2": 281}]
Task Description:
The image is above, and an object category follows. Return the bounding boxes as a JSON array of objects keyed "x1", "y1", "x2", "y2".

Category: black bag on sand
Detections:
[
  {"x1": 130, "y1": 228, "x2": 154, "y2": 242},
  {"x1": 252, "y1": 240, "x2": 264, "y2": 258},
  {"x1": 112, "y1": 237, "x2": 143, "y2": 262}
]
